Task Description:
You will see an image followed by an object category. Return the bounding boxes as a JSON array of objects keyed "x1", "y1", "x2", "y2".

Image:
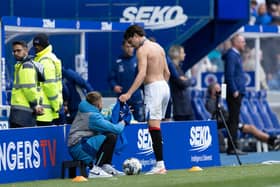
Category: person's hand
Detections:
[
  {"x1": 34, "y1": 105, "x2": 44, "y2": 115},
  {"x1": 179, "y1": 76, "x2": 187, "y2": 81},
  {"x1": 233, "y1": 91, "x2": 239, "y2": 98},
  {"x1": 64, "y1": 105, "x2": 70, "y2": 117},
  {"x1": 128, "y1": 106, "x2": 134, "y2": 113},
  {"x1": 64, "y1": 105, "x2": 69, "y2": 113},
  {"x1": 114, "y1": 85, "x2": 123, "y2": 93},
  {"x1": 119, "y1": 93, "x2": 131, "y2": 103},
  {"x1": 119, "y1": 120, "x2": 126, "y2": 125}
]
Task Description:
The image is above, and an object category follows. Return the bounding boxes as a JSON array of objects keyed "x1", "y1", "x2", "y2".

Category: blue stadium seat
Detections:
[
  {"x1": 249, "y1": 91, "x2": 274, "y2": 129},
  {"x1": 191, "y1": 89, "x2": 211, "y2": 120},
  {"x1": 247, "y1": 91, "x2": 280, "y2": 135},
  {"x1": 241, "y1": 92, "x2": 266, "y2": 131},
  {"x1": 200, "y1": 89, "x2": 208, "y2": 101},
  {"x1": 240, "y1": 101, "x2": 255, "y2": 126},
  {"x1": 201, "y1": 90, "x2": 248, "y2": 139},
  {"x1": 257, "y1": 90, "x2": 280, "y2": 134}
]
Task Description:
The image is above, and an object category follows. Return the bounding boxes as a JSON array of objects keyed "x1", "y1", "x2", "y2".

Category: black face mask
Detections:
[{"x1": 15, "y1": 55, "x2": 26, "y2": 62}]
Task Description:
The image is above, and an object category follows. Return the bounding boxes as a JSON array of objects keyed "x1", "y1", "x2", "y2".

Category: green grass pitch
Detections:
[{"x1": 2, "y1": 164, "x2": 280, "y2": 187}]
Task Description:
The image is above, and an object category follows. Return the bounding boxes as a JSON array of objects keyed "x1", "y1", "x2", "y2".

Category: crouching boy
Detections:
[{"x1": 67, "y1": 91, "x2": 125, "y2": 178}]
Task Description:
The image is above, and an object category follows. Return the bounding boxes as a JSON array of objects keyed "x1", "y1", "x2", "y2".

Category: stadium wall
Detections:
[
  {"x1": 0, "y1": 0, "x2": 217, "y2": 95},
  {"x1": 0, "y1": 121, "x2": 220, "y2": 184}
]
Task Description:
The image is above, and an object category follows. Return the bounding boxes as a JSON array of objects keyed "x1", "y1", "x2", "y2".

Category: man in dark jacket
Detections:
[
  {"x1": 223, "y1": 34, "x2": 247, "y2": 155},
  {"x1": 63, "y1": 67, "x2": 94, "y2": 124},
  {"x1": 108, "y1": 40, "x2": 144, "y2": 122}
]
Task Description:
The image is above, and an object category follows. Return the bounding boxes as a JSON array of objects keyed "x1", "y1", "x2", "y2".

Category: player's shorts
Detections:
[{"x1": 144, "y1": 80, "x2": 170, "y2": 120}]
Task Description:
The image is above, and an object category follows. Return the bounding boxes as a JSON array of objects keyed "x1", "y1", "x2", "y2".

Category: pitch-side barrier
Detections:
[{"x1": 0, "y1": 120, "x2": 220, "y2": 183}]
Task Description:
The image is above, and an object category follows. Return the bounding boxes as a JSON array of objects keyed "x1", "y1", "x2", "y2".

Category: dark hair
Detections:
[
  {"x1": 148, "y1": 37, "x2": 156, "y2": 42},
  {"x1": 122, "y1": 40, "x2": 129, "y2": 46},
  {"x1": 207, "y1": 82, "x2": 217, "y2": 97},
  {"x1": 124, "y1": 24, "x2": 145, "y2": 40},
  {"x1": 12, "y1": 40, "x2": 28, "y2": 48},
  {"x1": 86, "y1": 91, "x2": 102, "y2": 106},
  {"x1": 250, "y1": 0, "x2": 257, "y2": 5}
]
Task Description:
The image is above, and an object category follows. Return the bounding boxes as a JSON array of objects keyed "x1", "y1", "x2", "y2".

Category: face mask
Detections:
[{"x1": 16, "y1": 56, "x2": 24, "y2": 61}]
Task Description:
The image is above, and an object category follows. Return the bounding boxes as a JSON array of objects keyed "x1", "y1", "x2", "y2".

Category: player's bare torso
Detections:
[{"x1": 137, "y1": 40, "x2": 166, "y2": 84}]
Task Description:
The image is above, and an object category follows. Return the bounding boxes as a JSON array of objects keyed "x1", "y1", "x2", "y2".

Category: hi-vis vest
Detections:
[
  {"x1": 40, "y1": 54, "x2": 62, "y2": 104},
  {"x1": 34, "y1": 45, "x2": 62, "y2": 122},
  {"x1": 11, "y1": 57, "x2": 39, "y2": 112}
]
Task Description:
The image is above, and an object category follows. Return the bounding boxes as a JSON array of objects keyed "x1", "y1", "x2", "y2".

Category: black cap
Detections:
[{"x1": 33, "y1": 33, "x2": 49, "y2": 48}]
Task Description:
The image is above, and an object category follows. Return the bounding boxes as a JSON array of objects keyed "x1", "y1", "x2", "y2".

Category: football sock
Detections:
[
  {"x1": 156, "y1": 160, "x2": 165, "y2": 168},
  {"x1": 149, "y1": 127, "x2": 163, "y2": 162},
  {"x1": 268, "y1": 136, "x2": 276, "y2": 146}
]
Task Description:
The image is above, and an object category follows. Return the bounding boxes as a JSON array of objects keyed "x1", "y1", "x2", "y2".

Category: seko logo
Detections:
[
  {"x1": 137, "y1": 128, "x2": 153, "y2": 155},
  {"x1": 189, "y1": 126, "x2": 212, "y2": 152},
  {"x1": 120, "y1": 6, "x2": 188, "y2": 30}
]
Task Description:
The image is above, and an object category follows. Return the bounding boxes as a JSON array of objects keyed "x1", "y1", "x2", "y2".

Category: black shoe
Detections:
[
  {"x1": 273, "y1": 139, "x2": 280, "y2": 151},
  {"x1": 227, "y1": 149, "x2": 247, "y2": 155}
]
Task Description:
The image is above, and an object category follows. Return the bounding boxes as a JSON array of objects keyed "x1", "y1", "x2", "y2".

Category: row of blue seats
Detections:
[{"x1": 191, "y1": 89, "x2": 280, "y2": 136}]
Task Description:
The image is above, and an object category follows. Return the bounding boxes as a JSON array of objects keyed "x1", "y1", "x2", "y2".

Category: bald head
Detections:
[{"x1": 231, "y1": 34, "x2": 246, "y2": 52}]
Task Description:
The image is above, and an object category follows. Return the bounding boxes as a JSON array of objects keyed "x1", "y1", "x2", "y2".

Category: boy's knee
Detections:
[{"x1": 106, "y1": 133, "x2": 118, "y2": 142}]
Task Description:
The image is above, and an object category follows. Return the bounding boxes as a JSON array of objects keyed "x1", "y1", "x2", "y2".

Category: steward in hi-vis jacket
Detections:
[
  {"x1": 9, "y1": 40, "x2": 43, "y2": 128},
  {"x1": 33, "y1": 33, "x2": 62, "y2": 126}
]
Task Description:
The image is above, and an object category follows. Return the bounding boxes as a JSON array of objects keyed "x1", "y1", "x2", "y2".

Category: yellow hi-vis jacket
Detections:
[
  {"x1": 11, "y1": 56, "x2": 39, "y2": 113},
  {"x1": 34, "y1": 45, "x2": 62, "y2": 122}
]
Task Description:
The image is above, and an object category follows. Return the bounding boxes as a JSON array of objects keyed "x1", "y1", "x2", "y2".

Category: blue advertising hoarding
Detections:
[
  {"x1": 201, "y1": 71, "x2": 256, "y2": 89},
  {"x1": 0, "y1": 120, "x2": 220, "y2": 184},
  {"x1": 0, "y1": 126, "x2": 67, "y2": 183},
  {"x1": 113, "y1": 121, "x2": 220, "y2": 171}
]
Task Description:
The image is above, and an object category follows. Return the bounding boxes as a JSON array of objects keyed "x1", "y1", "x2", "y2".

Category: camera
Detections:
[{"x1": 215, "y1": 91, "x2": 221, "y2": 96}]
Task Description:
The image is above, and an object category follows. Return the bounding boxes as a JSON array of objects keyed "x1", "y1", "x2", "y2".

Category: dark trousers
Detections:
[
  {"x1": 127, "y1": 99, "x2": 145, "y2": 122},
  {"x1": 9, "y1": 108, "x2": 36, "y2": 128},
  {"x1": 10, "y1": 122, "x2": 24, "y2": 128},
  {"x1": 95, "y1": 133, "x2": 117, "y2": 166},
  {"x1": 173, "y1": 114, "x2": 194, "y2": 121},
  {"x1": 226, "y1": 94, "x2": 243, "y2": 151},
  {"x1": 36, "y1": 121, "x2": 53, "y2": 126}
]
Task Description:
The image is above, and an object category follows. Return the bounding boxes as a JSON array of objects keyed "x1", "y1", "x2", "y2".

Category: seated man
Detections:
[
  {"x1": 67, "y1": 91, "x2": 125, "y2": 178},
  {"x1": 206, "y1": 82, "x2": 280, "y2": 152}
]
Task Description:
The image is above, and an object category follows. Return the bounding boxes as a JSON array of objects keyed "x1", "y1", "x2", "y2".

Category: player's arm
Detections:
[
  {"x1": 127, "y1": 48, "x2": 147, "y2": 97},
  {"x1": 162, "y1": 49, "x2": 170, "y2": 81}
]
